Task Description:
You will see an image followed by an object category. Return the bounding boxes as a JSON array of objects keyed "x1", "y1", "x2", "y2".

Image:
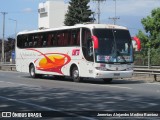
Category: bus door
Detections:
[{"x1": 81, "y1": 28, "x2": 94, "y2": 77}]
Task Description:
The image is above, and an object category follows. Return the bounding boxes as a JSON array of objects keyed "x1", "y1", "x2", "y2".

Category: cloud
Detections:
[{"x1": 23, "y1": 8, "x2": 33, "y2": 13}]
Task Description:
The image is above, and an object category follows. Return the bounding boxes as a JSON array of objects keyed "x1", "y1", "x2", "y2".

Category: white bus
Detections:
[{"x1": 16, "y1": 24, "x2": 140, "y2": 82}]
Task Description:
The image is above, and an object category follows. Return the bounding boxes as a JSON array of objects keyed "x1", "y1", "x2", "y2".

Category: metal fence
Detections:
[{"x1": 0, "y1": 63, "x2": 160, "y2": 82}]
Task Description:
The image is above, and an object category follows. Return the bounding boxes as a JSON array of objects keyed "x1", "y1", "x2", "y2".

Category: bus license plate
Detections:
[{"x1": 114, "y1": 73, "x2": 120, "y2": 76}]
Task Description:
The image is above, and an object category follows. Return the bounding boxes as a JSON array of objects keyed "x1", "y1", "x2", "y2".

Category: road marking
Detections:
[
  {"x1": 0, "y1": 95, "x2": 96, "y2": 120},
  {"x1": 0, "y1": 79, "x2": 132, "y2": 90},
  {"x1": 145, "y1": 83, "x2": 160, "y2": 85},
  {"x1": 0, "y1": 81, "x2": 16, "y2": 85},
  {"x1": 89, "y1": 84, "x2": 132, "y2": 89},
  {"x1": 0, "y1": 70, "x2": 18, "y2": 73},
  {"x1": 5, "y1": 82, "x2": 31, "y2": 86},
  {"x1": 157, "y1": 90, "x2": 160, "y2": 93},
  {"x1": 0, "y1": 81, "x2": 38, "y2": 88},
  {"x1": 101, "y1": 85, "x2": 132, "y2": 89}
]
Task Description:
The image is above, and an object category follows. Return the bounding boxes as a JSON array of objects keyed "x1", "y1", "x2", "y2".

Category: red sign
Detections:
[{"x1": 72, "y1": 49, "x2": 80, "y2": 56}]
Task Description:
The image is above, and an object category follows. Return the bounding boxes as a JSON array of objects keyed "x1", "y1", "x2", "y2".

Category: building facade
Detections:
[{"x1": 38, "y1": 0, "x2": 67, "y2": 29}]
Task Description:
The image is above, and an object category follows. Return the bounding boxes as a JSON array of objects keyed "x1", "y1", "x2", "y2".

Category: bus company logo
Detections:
[
  {"x1": 27, "y1": 49, "x2": 71, "y2": 74},
  {"x1": 72, "y1": 49, "x2": 80, "y2": 56}
]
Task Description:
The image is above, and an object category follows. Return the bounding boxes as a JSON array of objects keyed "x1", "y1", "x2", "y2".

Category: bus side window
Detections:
[
  {"x1": 38, "y1": 35, "x2": 42, "y2": 47},
  {"x1": 33, "y1": 35, "x2": 38, "y2": 47},
  {"x1": 52, "y1": 32, "x2": 58, "y2": 46},
  {"x1": 47, "y1": 33, "x2": 52, "y2": 46},
  {"x1": 63, "y1": 30, "x2": 69, "y2": 46},
  {"x1": 24, "y1": 42, "x2": 28, "y2": 47},
  {"x1": 57, "y1": 32, "x2": 61, "y2": 46},
  {"x1": 42, "y1": 34, "x2": 47, "y2": 47},
  {"x1": 24, "y1": 35, "x2": 28, "y2": 48},
  {"x1": 33, "y1": 40, "x2": 37, "y2": 47},
  {"x1": 57, "y1": 31, "x2": 65, "y2": 46},
  {"x1": 17, "y1": 35, "x2": 26, "y2": 48},
  {"x1": 70, "y1": 30, "x2": 74, "y2": 45},
  {"x1": 59, "y1": 32, "x2": 64, "y2": 46},
  {"x1": 70, "y1": 29, "x2": 80, "y2": 46},
  {"x1": 28, "y1": 34, "x2": 33, "y2": 47},
  {"x1": 76, "y1": 30, "x2": 80, "y2": 45}
]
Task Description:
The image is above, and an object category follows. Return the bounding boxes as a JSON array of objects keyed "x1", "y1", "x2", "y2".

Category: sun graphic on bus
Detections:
[
  {"x1": 39, "y1": 55, "x2": 65, "y2": 69},
  {"x1": 27, "y1": 49, "x2": 71, "y2": 74},
  {"x1": 36, "y1": 53, "x2": 71, "y2": 74}
]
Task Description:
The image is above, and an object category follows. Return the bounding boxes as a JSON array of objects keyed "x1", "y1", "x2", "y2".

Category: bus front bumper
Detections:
[{"x1": 94, "y1": 70, "x2": 133, "y2": 79}]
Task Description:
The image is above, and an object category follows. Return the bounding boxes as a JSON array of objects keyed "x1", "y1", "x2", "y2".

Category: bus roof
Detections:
[{"x1": 17, "y1": 24, "x2": 128, "y2": 35}]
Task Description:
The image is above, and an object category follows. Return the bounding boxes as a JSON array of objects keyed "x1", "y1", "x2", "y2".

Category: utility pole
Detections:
[
  {"x1": 0, "y1": 12, "x2": 7, "y2": 63},
  {"x1": 109, "y1": 0, "x2": 120, "y2": 25},
  {"x1": 93, "y1": 0, "x2": 106, "y2": 24},
  {"x1": 97, "y1": 0, "x2": 100, "y2": 24}
]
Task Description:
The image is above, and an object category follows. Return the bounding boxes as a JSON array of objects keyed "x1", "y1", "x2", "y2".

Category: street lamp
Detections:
[{"x1": 9, "y1": 18, "x2": 17, "y2": 39}]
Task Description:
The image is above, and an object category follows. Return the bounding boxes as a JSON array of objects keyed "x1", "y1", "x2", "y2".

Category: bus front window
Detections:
[{"x1": 93, "y1": 29, "x2": 133, "y2": 63}]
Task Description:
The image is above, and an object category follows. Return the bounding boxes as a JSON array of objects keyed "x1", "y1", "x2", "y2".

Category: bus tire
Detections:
[
  {"x1": 103, "y1": 78, "x2": 113, "y2": 83},
  {"x1": 71, "y1": 66, "x2": 81, "y2": 82},
  {"x1": 29, "y1": 64, "x2": 39, "y2": 78}
]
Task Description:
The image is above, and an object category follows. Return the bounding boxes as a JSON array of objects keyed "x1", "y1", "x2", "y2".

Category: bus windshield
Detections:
[{"x1": 93, "y1": 29, "x2": 133, "y2": 63}]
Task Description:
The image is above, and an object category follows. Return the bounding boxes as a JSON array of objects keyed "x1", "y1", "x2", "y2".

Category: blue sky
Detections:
[{"x1": 0, "y1": 0, "x2": 160, "y2": 38}]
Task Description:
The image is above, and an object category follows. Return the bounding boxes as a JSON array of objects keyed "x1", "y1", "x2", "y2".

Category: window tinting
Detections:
[{"x1": 17, "y1": 28, "x2": 80, "y2": 48}]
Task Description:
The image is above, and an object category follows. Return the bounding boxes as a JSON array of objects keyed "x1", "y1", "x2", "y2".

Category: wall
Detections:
[{"x1": 38, "y1": 0, "x2": 67, "y2": 29}]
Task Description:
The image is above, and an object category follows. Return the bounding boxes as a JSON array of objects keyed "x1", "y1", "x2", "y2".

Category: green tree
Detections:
[
  {"x1": 136, "y1": 7, "x2": 160, "y2": 65},
  {"x1": 64, "y1": 0, "x2": 93, "y2": 26},
  {"x1": 135, "y1": 30, "x2": 148, "y2": 65},
  {"x1": 141, "y1": 7, "x2": 160, "y2": 49}
]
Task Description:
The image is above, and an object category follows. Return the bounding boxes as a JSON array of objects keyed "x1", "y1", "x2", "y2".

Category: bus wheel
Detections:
[
  {"x1": 72, "y1": 66, "x2": 81, "y2": 82},
  {"x1": 29, "y1": 64, "x2": 37, "y2": 78},
  {"x1": 103, "y1": 78, "x2": 113, "y2": 83}
]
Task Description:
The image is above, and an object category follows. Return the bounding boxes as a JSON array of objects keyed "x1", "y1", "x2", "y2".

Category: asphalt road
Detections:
[{"x1": 0, "y1": 71, "x2": 160, "y2": 120}]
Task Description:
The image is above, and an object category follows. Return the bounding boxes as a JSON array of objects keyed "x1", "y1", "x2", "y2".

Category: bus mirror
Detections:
[
  {"x1": 92, "y1": 36, "x2": 99, "y2": 49},
  {"x1": 132, "y1": 36, "x2": 141, "y2": 51}
]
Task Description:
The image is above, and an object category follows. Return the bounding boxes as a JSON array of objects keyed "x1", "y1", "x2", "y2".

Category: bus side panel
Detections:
[
  {"x1": 20, "y1": 47, "x2": 73, "y2": 76},
  {"x1": 16, "y1": 48, "x2": 35, "y2": 73},
  {"x1": 16, "y1": 47, "x2": 95, "y2": 78},
  {"x1": 16, "y1": 48, "x2": 28, "y2": 72},
  {"x1": 16, "y1": 48, "x2": 22, "y2": 72},
  {"x1": 78, "y1": 60, "x2": 94, "y2": 78},
  {"x1": 68, "y1": 47, "x2": 95, "y2": 78}
]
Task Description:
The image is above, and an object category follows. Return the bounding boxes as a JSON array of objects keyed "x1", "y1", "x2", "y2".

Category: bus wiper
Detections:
[{"x1": 116, "y1": 50, "x2": 127, "y2": 63}]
